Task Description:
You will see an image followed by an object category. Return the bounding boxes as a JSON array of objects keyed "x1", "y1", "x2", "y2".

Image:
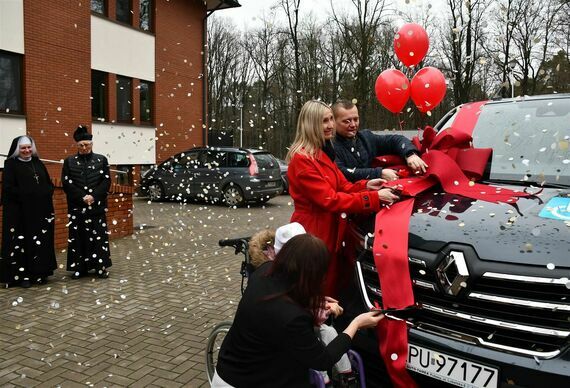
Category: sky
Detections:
[{"x1": 213, "y1": 0, "x2": 436, "y2": 31}]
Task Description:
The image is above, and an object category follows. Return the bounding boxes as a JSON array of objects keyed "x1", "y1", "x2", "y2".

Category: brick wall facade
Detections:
[
  {"x1": 154, "y1": 0, "x2": 206, "y2": 162},
  {"x1": 2, "y1": 0, "x2": 213, "y2": 245},
  {"x1": 22, "y1": 0, "x2": 93, "y2": 179}
]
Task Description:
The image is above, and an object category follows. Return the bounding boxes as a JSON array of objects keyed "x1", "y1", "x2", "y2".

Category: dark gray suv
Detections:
[
  {"x1": 140, "y1": 147, "x2": 283, "y2": 206},
  {"x1": 348, "y1": 94, "x2": 570, "y2": 387}
]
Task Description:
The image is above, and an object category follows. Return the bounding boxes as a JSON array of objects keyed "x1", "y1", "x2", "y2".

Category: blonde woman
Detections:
[{"x1": 287, "y1": 100, "x2": 399, "y2": 296}]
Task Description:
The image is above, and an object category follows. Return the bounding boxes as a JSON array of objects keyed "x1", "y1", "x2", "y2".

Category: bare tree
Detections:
[
  {"x1": 280, "y1": 0, "x2": 303, "y2": 117},
  {"x1": 509, "y1": 0, "x2": 566, "y2": 95},
  {"x1": 330, "y1": 0, "x2": 391, "y2": 126},
  {"x1": 207, "y1": 17, "x2": 242, "y2": 136},
  {"x1": 438, "y1": 0, "x2": 491, "y2": 105}
]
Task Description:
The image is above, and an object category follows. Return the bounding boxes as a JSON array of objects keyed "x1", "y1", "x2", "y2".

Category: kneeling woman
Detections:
[{"x1": 213, "y1": 234, "x2": 383, "y2": 388}]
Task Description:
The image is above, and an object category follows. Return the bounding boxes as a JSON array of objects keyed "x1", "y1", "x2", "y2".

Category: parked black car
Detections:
[
  {"x1": 349, "y1": 95, "x2": 570, "y2": 387},
  {"x1": 140, "y1": 147, "x2": 283, "y2": 206}
]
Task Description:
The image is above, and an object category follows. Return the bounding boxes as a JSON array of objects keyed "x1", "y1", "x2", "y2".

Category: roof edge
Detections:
[{"x1": 206, "y1": 0, "x2": 241, "y2": 12}]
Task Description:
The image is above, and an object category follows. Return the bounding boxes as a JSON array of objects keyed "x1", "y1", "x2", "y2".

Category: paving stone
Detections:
[{"x1": 0, "y1": 196, "x2": 292, "y2": 385}]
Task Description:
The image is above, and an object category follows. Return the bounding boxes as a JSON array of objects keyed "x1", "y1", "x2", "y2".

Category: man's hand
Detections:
[
  {"x1": 378, "y1": 188, "x2": 400, "y2": 205},
  {"x1": 381, "y1": 168, "x2": 399, "y2": 181},
  {"x1": 406, "y1": 154, "x2": 428, "y2": 174},
  {"x1": 83, "y1": 195, "x2": 95, "y2": 205},
  {"x1": 366, "y1": 178, "x2": 387, "y2": 191}
]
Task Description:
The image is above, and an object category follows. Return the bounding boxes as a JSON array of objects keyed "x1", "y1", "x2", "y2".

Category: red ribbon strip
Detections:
[{"x1": 372, "y1": 101, "x2": 531, "y2": 387}]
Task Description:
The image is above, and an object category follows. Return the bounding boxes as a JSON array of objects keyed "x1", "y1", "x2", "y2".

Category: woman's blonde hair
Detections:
[{"x1": 286, "y1": 100, "x2": 332, "y2": 161}]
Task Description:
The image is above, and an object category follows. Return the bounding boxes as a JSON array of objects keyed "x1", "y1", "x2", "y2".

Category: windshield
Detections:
[{"x1": 464, "y1": 98, "x2": 569, "y2": 186}]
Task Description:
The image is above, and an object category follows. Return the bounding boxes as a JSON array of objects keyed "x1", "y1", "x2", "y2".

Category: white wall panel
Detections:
[
  {"x1": 0, "y1": 0, "x2": 25, "y2": 53},
  {"x1": 0, "y1": 116, "x2": 26, "y2": 167},
  {"x1": 91, "y1": 16, "x2": 155, "y2": 81},
  {"x1": 92, "y1": 123, "x2": 156, "y2": 165}
]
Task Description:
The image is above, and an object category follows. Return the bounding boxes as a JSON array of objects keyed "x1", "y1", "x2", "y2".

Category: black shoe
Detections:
[
  {"x1": 97, "y1": 270, "x2": 109, "y2": 279},
  {"x1": 20, "y1": 279, "x2": 32, "y2": 288},
  {"x1": 71, "y1": 272, "x2": 85, "y2": 279}
]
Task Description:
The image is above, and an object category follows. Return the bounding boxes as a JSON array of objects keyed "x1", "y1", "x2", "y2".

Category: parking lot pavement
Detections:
[{"x1": 1, "y1": 196, "x2": 293, "y2": 388}]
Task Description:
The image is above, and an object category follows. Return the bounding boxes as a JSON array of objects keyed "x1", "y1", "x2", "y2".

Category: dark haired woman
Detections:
[
  {"x1": 0, "y1": 136, "x2": 57, "y2": 288},
  {"x1": 213, "y1": 234, "x2": 383, "y2": 388}
]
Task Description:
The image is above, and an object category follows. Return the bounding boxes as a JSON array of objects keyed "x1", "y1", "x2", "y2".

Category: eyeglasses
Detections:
[{"x1": 77, "y1": 142, "x2": 93, "y2": 148}]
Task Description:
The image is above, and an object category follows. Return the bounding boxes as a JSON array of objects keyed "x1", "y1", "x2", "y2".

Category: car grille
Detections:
[{"x1": 354, "y1": 235, "x2": 570, "y2": 360}]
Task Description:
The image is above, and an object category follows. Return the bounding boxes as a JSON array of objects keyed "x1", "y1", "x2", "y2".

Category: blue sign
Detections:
[{"x1": 539, "y1": 197, "x2": 570, "y2": 221}]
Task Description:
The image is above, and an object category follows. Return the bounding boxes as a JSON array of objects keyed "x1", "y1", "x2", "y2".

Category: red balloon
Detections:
[
  {"x1": 374, "y1": 70, "x2": 410, "y2": 114},
  {"x1": 394, "y1": 23, "x2": 429, "y2": 67},
  {"x1": 410, "y1": 67, "x2": 447, "y2": 113}
]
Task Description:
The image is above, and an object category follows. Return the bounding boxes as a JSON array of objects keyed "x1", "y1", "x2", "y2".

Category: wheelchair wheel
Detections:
[{"x1": 205, "y1": 321, "x2": 232, "y2": 384}]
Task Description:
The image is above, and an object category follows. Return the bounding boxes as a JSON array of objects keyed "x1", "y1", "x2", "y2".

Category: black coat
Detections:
[
  {"x1": 216, "y1": 264, "x2": 352, "y2": 388},
  {"x1": 333, "y1": 129, "x2": 418, "y2": 182},
  {"x1": 62, "y1": 152, "x2": 111, "y2": 215},
  {"x1": 0, "y1": 157, "x2": 56, "y2": 283}
]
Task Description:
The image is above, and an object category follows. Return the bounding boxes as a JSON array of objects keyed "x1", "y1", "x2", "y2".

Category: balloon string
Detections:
[{"x1": 398, "y1": 113, "x2": 404, "y2": 131}]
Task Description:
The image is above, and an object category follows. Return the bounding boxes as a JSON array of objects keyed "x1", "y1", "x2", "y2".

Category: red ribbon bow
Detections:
[{"x1": 371, "y1": 101, "x2": 532, "y2": 387}]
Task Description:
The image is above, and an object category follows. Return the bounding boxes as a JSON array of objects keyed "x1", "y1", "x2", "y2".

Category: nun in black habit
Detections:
[
  {"x1": 62, "y1": 125, "x2": 112, "y2": 279},
  {"x1": 0, "y1": 136, "x2": 57, "y2": 288}
]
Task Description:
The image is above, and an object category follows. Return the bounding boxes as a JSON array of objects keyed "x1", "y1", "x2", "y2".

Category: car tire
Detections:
[
  {"x1": 222, "y1": 183, "x2": 245, "y2": 207},
  {"x1": 148, "y1": 181, "x2": 165, "y2": 202}
]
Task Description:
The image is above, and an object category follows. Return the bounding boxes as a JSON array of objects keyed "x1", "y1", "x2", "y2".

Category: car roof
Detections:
[
  {"x1": 178, "y1": 146, "x2": 270, "y2": 154},
  {"x1": 486, "y1": 93, "x2": 570, "y2": 105},
  {"x1": 435, "y1": 93, "x2": 570, "y2": 130}
]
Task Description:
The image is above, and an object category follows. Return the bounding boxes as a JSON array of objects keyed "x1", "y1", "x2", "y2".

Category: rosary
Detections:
[{"x1": 30, "y1": 162, "x2": 40, "y2": 184}]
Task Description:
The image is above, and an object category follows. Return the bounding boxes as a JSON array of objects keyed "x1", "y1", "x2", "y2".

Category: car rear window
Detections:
[
  {"x1": 253, "y1": 153, "x2": 278, "y2": 170},
  {"x1": 228, "y1": 152, "x2": 250, "y2": 168}
]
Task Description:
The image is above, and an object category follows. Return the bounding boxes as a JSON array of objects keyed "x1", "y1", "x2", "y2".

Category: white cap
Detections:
[{"x1": 274, "y1": 222, "x2": 306, "y2": 254}]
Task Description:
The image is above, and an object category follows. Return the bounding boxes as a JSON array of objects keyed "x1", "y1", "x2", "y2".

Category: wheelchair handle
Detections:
[{"x1": 218, "y1": 237, "x2": 250, "y2": 248}]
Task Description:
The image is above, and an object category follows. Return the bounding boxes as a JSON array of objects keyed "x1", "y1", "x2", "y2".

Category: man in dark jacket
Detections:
[
  {"x1": 332, "y1": 100, "x2": 427, "y2": 182},
  {"x1": 62, "y1": 125, "x2": 112, "y2": 279}
]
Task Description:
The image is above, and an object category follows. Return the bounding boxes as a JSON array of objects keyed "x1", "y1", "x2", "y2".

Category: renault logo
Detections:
[{"x1": 436, "y1": 251, "x2": 469, "y2": 296}]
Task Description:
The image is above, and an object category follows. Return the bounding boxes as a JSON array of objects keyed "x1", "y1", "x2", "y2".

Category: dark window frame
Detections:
[
  {"x1": 116, "y1": 75, "x2": 133, "y2": 123},
  {"x1": 90, "y1": 0, "x2": 108, "y2": 16},
  {"x1": 139, "y1": 0, "x2": 153, "y2": 32},
  {"x1": 0, "y1": 50, "x2": 24, "y2": 115},
  {"x1": 91, "y1": 70, "x2": 108, "y2": 122},
  {"x1": 139, "y1": 80, "x2": 153, "y2": 124},
  {"x1": 116, "y1": 0, "x2": 132, "y2": 25}
]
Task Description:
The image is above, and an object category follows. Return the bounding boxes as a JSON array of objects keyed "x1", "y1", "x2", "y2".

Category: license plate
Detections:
[
  {"x1": 407, "y1": 344, "x2": 498, "y2": 388},
  {"x1": 266, "y1": 181, "x2": 276, "y2": 187}
]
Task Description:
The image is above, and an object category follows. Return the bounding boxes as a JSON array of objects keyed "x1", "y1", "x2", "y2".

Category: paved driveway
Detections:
[{"x1": 1, "y1": 196, "x2": 293, "y2": 387}]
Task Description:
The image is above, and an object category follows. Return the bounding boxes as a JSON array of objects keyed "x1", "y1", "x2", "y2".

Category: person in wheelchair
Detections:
[
  {"x1": 212, "y1": 233, "x2": 384, "y2": 388},
  {"x1": 248, "y1": 223, "x2": 358, "y2": 387}
]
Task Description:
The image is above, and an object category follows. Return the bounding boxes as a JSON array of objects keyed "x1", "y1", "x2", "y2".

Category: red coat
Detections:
[{"x1": 288, "y1": 150, "x2": 381, "y2": 296}]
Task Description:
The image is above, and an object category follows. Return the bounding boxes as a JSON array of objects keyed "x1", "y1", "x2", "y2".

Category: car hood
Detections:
[{"x1": 355, "y1": 185, "x2": 570, "y2": 268}]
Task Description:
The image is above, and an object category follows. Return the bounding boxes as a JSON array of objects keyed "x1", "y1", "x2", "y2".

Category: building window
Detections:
[
  {"x1": 91, "y1": 0, "x2": 107, "y2": 15},
  {"x1": 115, "y1": 165, "x2": 133, "y2": 185},
  {"x1": 0, "y1": 50, "x2": 23, "y2": 114},
  {"x1": 117, "y1": 75, "x2": 132, "y2": 122},
  {"x1": 139, "y1": 0, "x2": 152, "y2": 31},
  {"x1": 116, "y1": 0, "x2": 131, "y2": 24},
  {"x1": 91, "y1": 70, "x2": 108, "y2": 121},
  {"x1": 139, "y1": 80, "x2": 152, "y2": 123}
]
